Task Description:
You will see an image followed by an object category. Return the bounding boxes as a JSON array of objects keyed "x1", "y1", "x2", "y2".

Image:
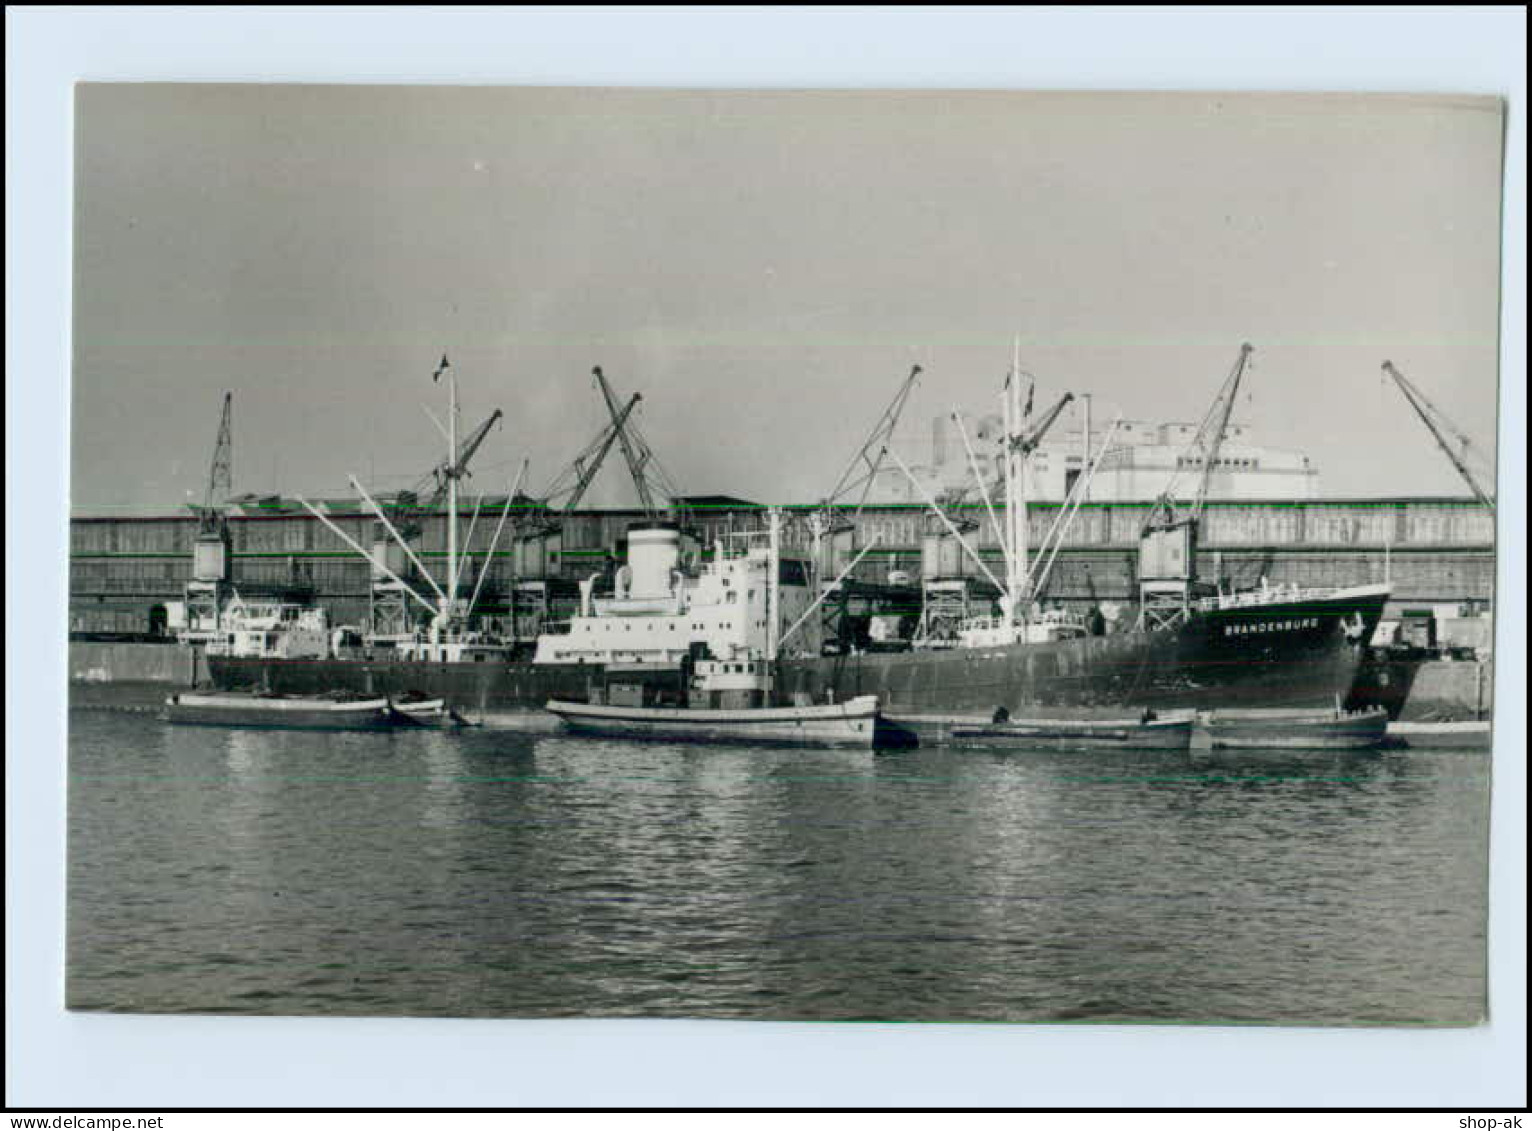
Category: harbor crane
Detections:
[
  {"x1": 192, "y1": 391, "x2": 234, "y2": 535},
  {"x1": 1136, "y1": 343, "x2": 1254, "y2": 630},
  {"x1": 1382, "y1": 360, "x2": 1495, "y2": 511},
  {"x1": 1013, "y1": 390, "x2": 1075, "y2": 459},
  {"x1": 817, "y1": 363, "x2": 924, "y2": 534},
  {"x1": 798, "y1": 364, "x2": 923, "y2": 648},
  {"x1": 1141, "y1": 343, "x2": 1252, "y2": 538},
  {"x1": 594, "y1": 366, "x2": 660, "y2": 521},
  {"x1": 532, "y1": 367, "x2": 683, "y2": 525},
  {"x1": 180, "y1": 392, "x2": 236, "y2": 643}
]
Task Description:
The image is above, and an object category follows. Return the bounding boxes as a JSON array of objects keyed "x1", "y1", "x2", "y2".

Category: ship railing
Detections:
[
  {"x1": 958, "y1": 615, "x2": 1006, "y2": 633},
  {"x1": 1195, "y1": 584, "x2": 1338, "y2": 613}
]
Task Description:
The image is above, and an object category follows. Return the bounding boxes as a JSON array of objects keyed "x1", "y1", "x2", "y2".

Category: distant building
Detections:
[{"x1": 865, "y1": 411, "x2": 1320, "y2": 504}]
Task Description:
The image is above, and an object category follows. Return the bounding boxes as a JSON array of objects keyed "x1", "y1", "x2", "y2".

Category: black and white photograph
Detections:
[
  {"x1": 10, "y1": 9, "x2": 1525, "y2": 1110},
  {"x1": 61, "y1": 82, "x2": 1505, "y2": 1029}
]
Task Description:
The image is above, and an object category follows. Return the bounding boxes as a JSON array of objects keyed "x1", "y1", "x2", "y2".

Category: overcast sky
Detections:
[{"x1": 71, "y1": 85, "x2": 1505, "y2": 511}]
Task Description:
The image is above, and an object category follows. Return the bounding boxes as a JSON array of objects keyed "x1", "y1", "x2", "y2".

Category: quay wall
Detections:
[
  {"x1": 69, "y1": 641, "x2": 205, "y2": 686},
  {"x1": 1401, "y1": 659, "x2": 1495, "y2": 721}
]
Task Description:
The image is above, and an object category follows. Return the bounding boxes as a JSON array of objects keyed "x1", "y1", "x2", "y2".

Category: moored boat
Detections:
[
  {"x1": 1383, "y1": 720, "x2": 1492, "y2": 750},
  {"x1": 950, "y1": 710, "x2": 1195, "y2": 750},
  {"x1": 1203, "y1": 705, "x2": 1389, "y2": 751},
  {"x1": 546, "y1": 694, "x2": 881, "y2": 748},
  {"x1": 392, "y1": 695, "x2": 480, "y2": 728},
  {"x1": 162, "y1": 691, "x2": 398, "y2": 730},
  {"x1": 547, "y1": 651, "x2": 880, "y2": 748}
]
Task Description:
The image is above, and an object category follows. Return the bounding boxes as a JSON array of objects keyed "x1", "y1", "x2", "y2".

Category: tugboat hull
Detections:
[{"x1": 546, "y1": 695, "x2": 880, "y2": 748}]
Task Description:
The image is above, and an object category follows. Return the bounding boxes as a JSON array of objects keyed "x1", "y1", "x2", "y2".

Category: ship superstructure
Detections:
[{"x1": 533, "y1": 520, "x2": 818, "y2": 666}]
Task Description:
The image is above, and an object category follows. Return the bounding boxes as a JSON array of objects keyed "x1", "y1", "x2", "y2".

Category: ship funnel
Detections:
[{"x1": 626, "y1": 522, "x2": 681, "y2": 599}]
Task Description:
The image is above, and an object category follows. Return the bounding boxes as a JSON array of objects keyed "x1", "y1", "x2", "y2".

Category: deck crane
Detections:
[
  {"x1": 366, "y1": 383, "x2": 504, "y2": 640},
  {"x1": 1382, "y1": 361, "x2": 1495, "y2": 511},
  {"x1": 386, "y1": 406, "x2": 505, "y2": 543},
  {"x1": 1136, "y1": 343, "x2": 1253, "y2": 629},
  {"x1": 1007, "y1": 388, "x2": 1074, "y2": 606}
]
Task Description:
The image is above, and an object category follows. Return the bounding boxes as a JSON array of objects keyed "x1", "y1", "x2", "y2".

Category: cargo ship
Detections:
[{"x1": 204, "y1": 345, "x2": 1396, "y2": 732}]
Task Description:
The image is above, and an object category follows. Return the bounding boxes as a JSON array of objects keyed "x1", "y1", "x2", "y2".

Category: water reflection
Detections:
[{"x1": 67, "y1": 712, "x2": 1489, "y2": 1024}]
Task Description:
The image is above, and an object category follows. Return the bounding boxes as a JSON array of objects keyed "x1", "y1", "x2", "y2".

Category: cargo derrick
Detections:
[{"x1": 366, "y1": 366, "x2": 504, "y2": 641}]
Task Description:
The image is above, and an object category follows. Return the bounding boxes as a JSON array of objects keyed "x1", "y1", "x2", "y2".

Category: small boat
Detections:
[
  {"x1": 1203, "y1": 705, "x2": 1390, "y2": 750},
  {"x1": 387, "y1": 693, "x2": 462, "y2": 725},
  {"x1": 950, "y1": 711, "x2": 1195, "y2": 750},
  {"x1": 162, "y1": 691, "x2": 398, "y2": 730},
  {"x1": 546, "y1": 657, "x2": 879, "y2": 748},
  {"x1": 391, "y1": 693, "x2": 447, "y2": 718},
  {"x1": 1383, "y1": 720, "x2": 1492, "y2": 750}
]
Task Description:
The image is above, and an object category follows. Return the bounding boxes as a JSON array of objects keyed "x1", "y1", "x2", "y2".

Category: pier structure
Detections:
[{"x1": 69, "y1": 494, "x2": 1494, "y2": 639}]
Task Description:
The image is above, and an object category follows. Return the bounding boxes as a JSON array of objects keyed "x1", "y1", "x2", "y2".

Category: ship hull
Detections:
[
  {"x1": 950, "y1": 716, "x2": 1194, "y2": 751},
  {"x1": 777, "y1": 584, "x2": 1391, "y2": 724},
  {"x1": 208, "y1": 585, "x2": 1392, "y2": 726},
  {"x1": 1204, "y1": 708, "x2": 1389, "y2": 751},
  {"x1": 162, "y1": 693, "x2": 398, "y2": 731},
  {"x1": 206, "y1": 656, "x2": 602, "y2": 723},
  {"x1": 546, "y1": 695, "x2": 879, "y2": 748}
]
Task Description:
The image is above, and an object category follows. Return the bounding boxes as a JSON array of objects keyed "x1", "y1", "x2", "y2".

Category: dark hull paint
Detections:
[
  {"x1": 950, "y1": 719, "x2": 1193, "y2": 751},
  {"x1": 163, "y1": 705, "x2": 397, "y2": 730},
  {"x1": 207, "y1": 657, "x2": 603, "y2": 715},
  {"x1": 1345, "y1": 649, "x2": 1424, "y2": 720},
  {"x1": 778, "y1": 586, "x2": 1391, "y2": 721},
  {"x1": 209, "y1": 587, "x2": 1391, "y2": 721}
]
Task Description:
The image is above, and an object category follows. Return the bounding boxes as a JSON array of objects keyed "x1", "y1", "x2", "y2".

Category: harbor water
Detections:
[{"x1": 67, "y1": 710, "x2": 1489, "y2": 1025}]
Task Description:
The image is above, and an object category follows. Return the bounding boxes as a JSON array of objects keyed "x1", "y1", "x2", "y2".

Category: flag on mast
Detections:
[
  {"x1": 433, "y1": 354, "x2": 450, "y2": 382},
  {"x1": 1024, "y1": 378, "x2": 1034, "y2": 418}
]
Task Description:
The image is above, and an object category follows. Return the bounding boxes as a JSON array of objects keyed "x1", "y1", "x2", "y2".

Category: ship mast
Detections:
[
  {"x1": 1004, "y1": 339, "x2": 1023, "y2": 620},
  {"x1": 447, "y1": 361, "x2": 459, "y2": 624},
  {"x1": 766, "y1": 506, "x2": 781, "y2": 701}
]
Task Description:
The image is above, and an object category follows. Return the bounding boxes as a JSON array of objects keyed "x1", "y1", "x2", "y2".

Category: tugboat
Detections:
[
  {"x1": 547, "y1": 657, "x2": 880, "y2": 748},
  {"x1": 547, "y1": 509, "x2": 880, "y2": 748}
]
